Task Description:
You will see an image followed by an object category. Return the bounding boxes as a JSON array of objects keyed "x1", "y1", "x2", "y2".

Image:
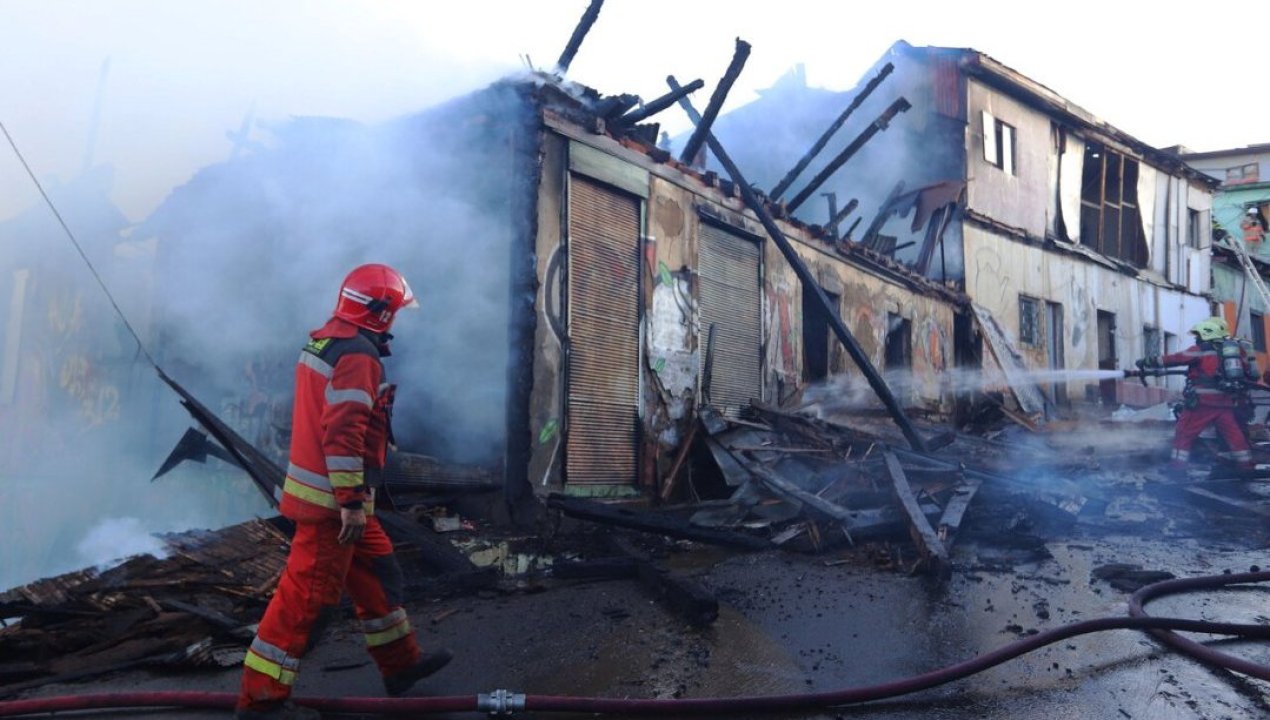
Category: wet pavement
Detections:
[{"x1": 10, "y1": 471, "x2": 1270, "y2": 719}]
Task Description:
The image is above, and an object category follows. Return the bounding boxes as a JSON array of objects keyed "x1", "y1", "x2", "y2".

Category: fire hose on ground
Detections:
[{"x1": 0, "y1": 570, "x2": 1267, "y2": 717}]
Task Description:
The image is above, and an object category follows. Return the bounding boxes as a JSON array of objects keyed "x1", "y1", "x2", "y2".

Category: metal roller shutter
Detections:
[
  {"x1": 698, "y1": 222, "x2": 762, "y2": 418},
  {"x1": 566, "y1": 175, "x2": 641, "y2": 485}
]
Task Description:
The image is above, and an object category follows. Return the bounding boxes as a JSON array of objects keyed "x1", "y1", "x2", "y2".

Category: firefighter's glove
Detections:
[
  {"x1": 1137, "y1": 356, "x2": 1160, "y2": 370},
  {"x1": 338, "y1": 507, "x2": 367, "y2": 545}
]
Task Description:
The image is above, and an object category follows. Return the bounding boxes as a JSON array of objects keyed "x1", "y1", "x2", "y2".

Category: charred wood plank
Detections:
[
  {"x1": 670, "y1": 78, "x2": 929, "y2": 452},
  {"x1": 620, "y1": 79, "x2": 705, "y2": 126},
  {"x1": 678, "y1": 38, "x2": 751, "y2": 165},
  {"x1": 158, "y1": 599, "x2": 254, "y2": 641},
  {"x1": 659, "y1": 418, "x2": 700, "y2": 502},
  {"x1": 555, "y1": 0, "x2": 605, "y2": 73},
  {"x1": 610, "y1": 537, "x2": 718, "y2": 627},
  {"x1": 786, "y1": 97, "x2": 911, "y2": 213},
  {"x1": 547, "y1": 494, "x2": 770, "y2": 550},
  {"x1": 376, "y1": 510, "x2": 479, "y2": 575},
  {"x1": 883, "y1": 452, "x2": 949, "y2": 579},
  {"x1": 771, "y1": 62, "x2": 894, "y2": 200},
  {"x1": 938, "y1": 478, "x2": 982, "y2": 547},
  {"x1": 825, "y1": 197, "x2": 859, "y2": 238},
  {"x1": 549, "y1": 557, "x2": 639, "y2": 581}
]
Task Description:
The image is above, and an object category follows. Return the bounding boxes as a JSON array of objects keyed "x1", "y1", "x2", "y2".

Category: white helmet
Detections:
[{"x1": 1249, "y1": 207, "x2": 1259, "y2": 215}]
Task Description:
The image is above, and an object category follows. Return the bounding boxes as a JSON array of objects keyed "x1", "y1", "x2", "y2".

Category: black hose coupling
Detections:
[{"x1": 478, "y1": 689, "x2": 526, "y2": 715}]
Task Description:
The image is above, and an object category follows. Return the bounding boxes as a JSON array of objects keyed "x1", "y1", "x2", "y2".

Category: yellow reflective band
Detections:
[
  {"x1": 329, "y1": 471, "x2": 364, "y2": 489},
  {"x1": 364, "y1": 618, "x2": 412, "y2": 648},
  {"x1": 244, "y1": 651, "x2": 298, "y2": 685},
  {"x1": 283, "y1": 476, "x2": 337, "y2": 510}
]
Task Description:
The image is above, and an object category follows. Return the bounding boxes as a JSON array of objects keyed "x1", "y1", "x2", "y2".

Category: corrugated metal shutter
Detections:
[
  {"x1": 566, "y1": 175, "x2": 641, "y2": 485},
  {"x1": 698, "y1": 221, "x2": 762, "y2": 417}
]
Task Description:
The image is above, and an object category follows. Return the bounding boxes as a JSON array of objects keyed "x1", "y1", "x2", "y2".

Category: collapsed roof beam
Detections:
[
  {"x1": 678, "y1": 38, "x2": 750, "y2": 165},
  {"x1": 669, "y1": 76, "x2": 930, "y2": 452},
  {"x1": 770, "y1": 62, "x2": 894, "y2": 201},
  {"x1": 555, "y1": 0, "x2": 605, "y2": 74},
  {"x1": 618, "y1": 78, "x2": 705, "y2": 126},
  {"x1": 785, "y1": 97, "x2": 911, "y2": 214},
  {"x1": 826, "y1": 197, "x2": 860, "y2": 238}
]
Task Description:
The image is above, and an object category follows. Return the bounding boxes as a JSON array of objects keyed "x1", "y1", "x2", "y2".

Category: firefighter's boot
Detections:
[{"x1": 383, "y1": 648, "x2": 454, "y2": 696}]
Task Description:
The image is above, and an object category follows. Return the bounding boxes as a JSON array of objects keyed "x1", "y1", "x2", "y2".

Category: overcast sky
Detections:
[{"x1": 2, "y1": 0, "x2": 1265, "y2": 221}]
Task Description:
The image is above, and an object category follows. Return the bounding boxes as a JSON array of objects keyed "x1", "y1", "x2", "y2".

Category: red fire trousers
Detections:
[
  {"x1": 238, "y1": 516, "x2": 422, "y2": 711},
  {"x1": 1171, "y1": 404, "x2": 1252, "y2": 467}
]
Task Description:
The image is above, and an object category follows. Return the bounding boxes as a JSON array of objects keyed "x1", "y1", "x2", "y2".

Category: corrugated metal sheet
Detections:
[
  {"x1": 566, "y1": 175, "x2": 641, "y2": 484},
  {"x1": 698, "y1": 221, "x2": 762, "y2": 417}
]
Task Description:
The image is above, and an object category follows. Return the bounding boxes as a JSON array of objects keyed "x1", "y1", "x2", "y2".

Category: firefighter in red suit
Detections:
[
  {"x1": 237, "y1": 264, "x2": 451, "y2": 720},
  {"x1": 1137, "y1": 317, "x2": 1255, "y2": 476}
]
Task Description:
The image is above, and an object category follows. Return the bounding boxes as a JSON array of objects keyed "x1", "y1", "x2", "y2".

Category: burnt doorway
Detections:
[
  {"x1": 1046, "y1": 301, "x2": 1066, "y2": 405},
  {"x1": 698, "y1": 221, "x2": 762, "y2": 418},
  {"x1": 1096, "y1": 310, "x2": 1117, "y2": 405},
  {"x1": 802, "y1": 283, "x2": 839, "y2": 383},
  {"x1": 565, "y1": 175, "x2": 642, "y2": 487}
]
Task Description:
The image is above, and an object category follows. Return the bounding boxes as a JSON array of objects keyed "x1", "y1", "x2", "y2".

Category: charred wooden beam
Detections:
[
  {"x1": 555, "y1": 0, "x2": 605, "y2": 74},
  {"x1": 157, "y1": 369, "x2": 282, "y2": 507},
  {"x1": 610, "y1": 536, "x2": 718, "y2": 627},
  {"x1": 594, "y1": 93, "x2": 641, "y2": 120},
  {"x1": 678, "y1": 38, "x2": 751, "y2": 165},
  {"x1": 619, "y1": 78, "x2": 705, "y2": 126},
  {"x1": 786, "y1": 97, "x2": 911, "y2": 213},
  {"x1": 669, "y1": 77, "x2": 929, "y2": 452},
  {"x1": 547, "y1": 493, "x2": 771, "y2": 550},
  {"x1": 882, "y1": 452, "x2": 948, "y2": 579},
  {"x1": 843, "y1": 216, "x2": 863, "y2": 242},
  {"x1": 825, "y1": 197, "x2": 860, "y2": 238},
  {"x1": 859, "y1": 181, "x2": 906, "y2": 248},
  {"x1": 771, "y1": 62, "x2": 894, "y2": 200}
]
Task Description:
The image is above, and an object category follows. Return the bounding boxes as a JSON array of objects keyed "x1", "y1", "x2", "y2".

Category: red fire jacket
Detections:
[
  {"x1": 279, "y1": 317, "x2": 393, "y2": 522},
  {"x1": 1159, "y1": 341, "x2": 1243, "y2": 407}
]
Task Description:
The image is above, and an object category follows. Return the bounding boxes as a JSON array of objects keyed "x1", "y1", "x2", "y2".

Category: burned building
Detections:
[
  {"x1": 705, "y1": 41, "x2": 1220, "y2": 412},
  {"x1": 136, "y1": 68, "x2": 975, "y2": 514}
]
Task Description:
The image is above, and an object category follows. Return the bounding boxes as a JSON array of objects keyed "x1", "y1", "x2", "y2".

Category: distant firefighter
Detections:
[{"x1": 1136, "y1": 317, "x2": 1257, "y2": 476}]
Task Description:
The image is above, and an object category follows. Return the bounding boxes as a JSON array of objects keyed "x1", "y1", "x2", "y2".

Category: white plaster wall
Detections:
[
  {"x1": 965, "y1": 79, "x2": 1051, "y2": 237},
  {"x1": 964, "y1": 225, "x2": 1209, "y2": 393}
]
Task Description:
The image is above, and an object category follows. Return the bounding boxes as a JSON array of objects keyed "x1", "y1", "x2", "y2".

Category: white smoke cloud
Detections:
[{"x1": 75, "y1": 516, "x2": 170, "y2": 570}]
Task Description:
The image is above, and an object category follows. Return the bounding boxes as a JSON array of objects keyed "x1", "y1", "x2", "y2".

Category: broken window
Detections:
[
  {"x1": 981, "y1": 111, "x2": 1016, "y2": 175},
  {"x1": 1226, "y1": 163, "x2": 1260, "y2": 186},
  {"x1": 884, "y1": 313, "x2": 911, "y2": 369},
  {"x1": 1252, "y1": 312, "x2": 1267, "y2": 353},
  {"x1": 801, "y1": 284, "x2": 839, "y2": 383},
  {"x1": 1078, "y1": 142, "x2": 1147, "y2": 267},
  {"x1": 1018, "y1": 295, "x2": 1041, "y2": 347},
  {"x1": 1143, "y1": 326, "x2": 1161, "y2": 359},
  {"x1": 1187, "y1": 208, "x2": 1203, "y2": 249}
]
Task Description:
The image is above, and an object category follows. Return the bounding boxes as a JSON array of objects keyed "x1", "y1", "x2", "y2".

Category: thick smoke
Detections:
[{"x1": 0, "y1": 78, "x2": 529, "y2": 591}]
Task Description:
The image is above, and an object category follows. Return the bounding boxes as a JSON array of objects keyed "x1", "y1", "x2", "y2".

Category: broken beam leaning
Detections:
[
  {"x1": 678, "y1": 38, "x2": 751, "y2": 165},
  {"x1": 669, "y1": 76, "x2": 929, "y2": 452},
  {"x1": 883, "y1": 451, "x2": 949, "y2": 579},
  {"x1": 619, "y1": 79, "x2": 705, "y2": 127},
  {"x1": 785, "y1": 97, "x2": 911, "y2": 214},
  {"x1": 555, "y1": 0, "x2": 605, "y2": 73}
]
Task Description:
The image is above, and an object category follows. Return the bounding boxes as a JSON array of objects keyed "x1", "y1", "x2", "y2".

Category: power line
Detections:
[{"x1": 1, "y1": 120, "x2": 159, "y2": 370}]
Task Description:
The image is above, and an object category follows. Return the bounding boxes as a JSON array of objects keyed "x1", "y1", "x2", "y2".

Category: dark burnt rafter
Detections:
[
  {"x1": 554, "y1": 0, "x2": 605, "y2": 74},
  {"x1": 617, "y1": 78, "x2": 705, "y2": 127},
  {"x1": 785, "y1": 97, "x2": 912, "y2": 213},
  {"x1": 678, "y1": 38, "x2": 751, "y2": 165},
  {"x1": 669, "y1": 75, "x2": 930, "y2": 452},
  {"x1": 825, "y1": 197, "x2": 859, "y2": 238},
  {"x1": 770, "y1": 62, "x2": 895, "y2": 201}
]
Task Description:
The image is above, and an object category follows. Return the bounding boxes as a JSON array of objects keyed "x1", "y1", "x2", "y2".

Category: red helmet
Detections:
[{"x1": 333, "y1": 263, "x2": 419, "y2": 333}]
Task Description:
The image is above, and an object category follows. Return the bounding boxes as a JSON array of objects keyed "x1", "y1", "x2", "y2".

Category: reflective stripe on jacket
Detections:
[{"x1": 280, "y1": 317, "x2": 391, "y2": 522}]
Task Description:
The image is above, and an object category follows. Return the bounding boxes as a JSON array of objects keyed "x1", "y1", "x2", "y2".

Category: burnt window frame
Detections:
[
  {"x1": 1018, "y1": 295, "x2": 1041, "y2": 347},
  {"x1": 1078, "y1": 141, "x2": 1147, "y2": 267},
  {"x1": 1187, "y1": 208, "x2": 1202, "y2": 249},
  {"x1": 884, "y1": 312, "x2": 912, "y2": 369},
  {"x1": 1252, "y1": 312, "x2": 1267, "y2": 353}
]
